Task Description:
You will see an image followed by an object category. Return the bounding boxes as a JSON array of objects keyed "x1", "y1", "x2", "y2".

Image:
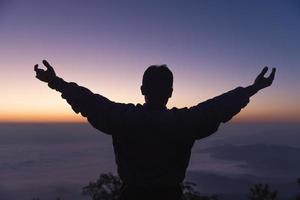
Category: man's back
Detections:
[{"x1": 111, "y1": 105, "x2": 195, "y2": 188}]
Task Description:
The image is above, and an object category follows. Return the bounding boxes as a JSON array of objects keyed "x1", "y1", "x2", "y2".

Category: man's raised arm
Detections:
[
  {"x1": 34, "y1": 60, "x2": 114, "y2": 134},
  {"x1": 187, "y1": 67, "x2": 276, "y2": 140}
]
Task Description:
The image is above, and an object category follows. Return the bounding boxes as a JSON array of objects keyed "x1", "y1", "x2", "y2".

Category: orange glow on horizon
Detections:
[
  {"x1": 1, "y1": 115, "x2": 299, "y2": 123},
  {"x1": 1, "y1": 105, "x2": 299, "y2": 123},
  {"x1": 0, "y1": 113, "x2": 84, "y2": 123}
]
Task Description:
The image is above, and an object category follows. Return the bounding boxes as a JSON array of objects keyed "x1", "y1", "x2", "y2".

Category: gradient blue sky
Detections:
[{"x1": 0, "y1": 0, "x2": 299, "y2": 122}]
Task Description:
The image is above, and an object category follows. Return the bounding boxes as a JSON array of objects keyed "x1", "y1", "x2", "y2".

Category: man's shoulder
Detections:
[
  {"x1": 113, "y1": 102, "x2": 143, "y2": 112},
  {"x1": 168, "y1": 106, "x2": 189, "y2": 112},
  {"x1": 116, "y1": 103, "x2": 190, "y2": 114}
]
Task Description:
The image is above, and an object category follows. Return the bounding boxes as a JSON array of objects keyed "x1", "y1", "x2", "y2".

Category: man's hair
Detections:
[{"x1": 142, "y1": 65, "x2": 173, "y2": 91}]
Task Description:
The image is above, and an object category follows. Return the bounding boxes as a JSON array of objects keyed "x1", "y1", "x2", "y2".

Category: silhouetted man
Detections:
[{"x1": 34, "y1": 60, "x2": 276, "y2": 200}]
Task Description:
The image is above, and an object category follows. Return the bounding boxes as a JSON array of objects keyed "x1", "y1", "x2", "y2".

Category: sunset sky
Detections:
[{"x1": 0, "y1": 0, "x2": 299, "y2": 122}]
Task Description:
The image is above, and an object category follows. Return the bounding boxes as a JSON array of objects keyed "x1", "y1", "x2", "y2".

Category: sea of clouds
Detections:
[{"x1": 0, "y1": 122, "x2": 299, "y2": 200}]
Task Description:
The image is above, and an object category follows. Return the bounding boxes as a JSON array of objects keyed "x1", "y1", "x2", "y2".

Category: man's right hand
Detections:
[
  {"x1": 34, "y1": 60, "x2": 57, "y2": 83},
  {"x1": 253, "y1": 67, "x2": 276, "y2": 91}
]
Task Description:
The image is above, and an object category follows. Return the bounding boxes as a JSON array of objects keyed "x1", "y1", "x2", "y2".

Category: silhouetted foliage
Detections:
[
  {"x1": 82, "y1": 173, "x2": 122, "y2": 200},
  {"x1": 182, "y1": 181, "x2": 218, "y2": 200},
  {"x1": 249, "y1": 183, "x2": 278, "y2": 200},
  {"x1": 32, "y1": 174, "x2": 300, "y2": 200},
  {"x1": 82, "y1": 173, "x2": 217, "y2": 200}
]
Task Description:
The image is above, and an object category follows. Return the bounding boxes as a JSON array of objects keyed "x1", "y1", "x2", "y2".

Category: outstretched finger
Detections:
[
  {"x1": 42, "y1": 60, "x2": 53, "y2": 70},
  {"x1": 258, "y1": 66, "x2": 268, "y2": 77},
  {"x1": 268, "y1": 68, "x2": 276, "y2": 81},
  {"x1": 34, "y1": 64, "x2": 39, "y2": 72}
]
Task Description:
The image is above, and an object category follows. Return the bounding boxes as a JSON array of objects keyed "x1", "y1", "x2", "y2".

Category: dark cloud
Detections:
[
  {"x1": 0, "y1": 159, "x2": 35, "y2": 170},
  {"x1": 202, "y1": 144, "x2": 300, "y2": 174},
  {"x1": 185, "y1": 170, "x2": 299, "y2": 200},
  {"x1": 199, "y1": 123, "x2": 300, "y2": 147},
  {"x1": 0, "y1": 123, "x2": 110, "y2": 145},
  {"x1": 0, "y1": 182, "x2": 87, "y2": 200}
]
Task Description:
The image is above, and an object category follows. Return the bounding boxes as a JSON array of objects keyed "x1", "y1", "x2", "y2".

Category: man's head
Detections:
[{"x1": 141, "y1": 65, "x2": 173, "y2": 109}]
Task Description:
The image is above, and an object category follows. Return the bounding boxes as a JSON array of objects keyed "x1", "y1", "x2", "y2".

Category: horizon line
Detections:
[{"x1": 1, "y1": 120, "x2": 299, "y2": 124}]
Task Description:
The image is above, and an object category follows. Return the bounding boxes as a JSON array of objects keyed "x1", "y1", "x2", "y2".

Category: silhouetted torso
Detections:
[
  {"x1": 47, "y1": 78, "x2": 250, "y2": 200},
  {"x1": 112, "y1": 104, "x2": 195, "y2": 188}
]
